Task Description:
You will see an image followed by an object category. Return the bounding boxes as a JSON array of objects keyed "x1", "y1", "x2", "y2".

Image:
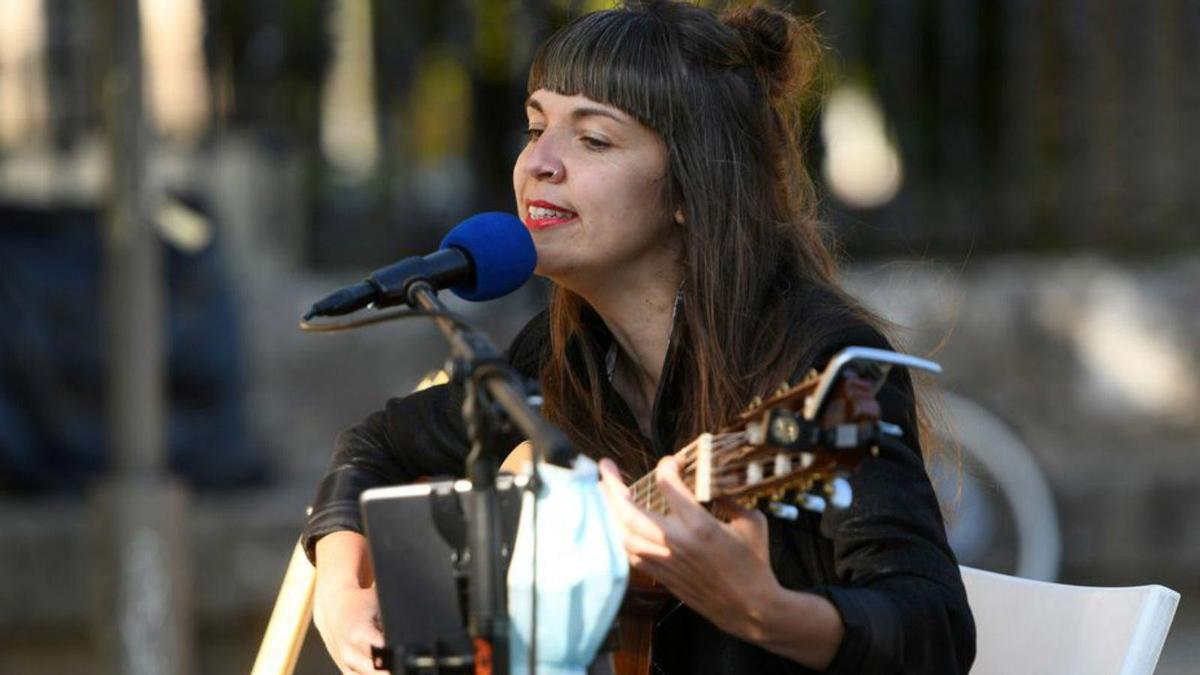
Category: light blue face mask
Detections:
[{"x1": 507, "y1": 456, "x2": 629, "y2": 675}]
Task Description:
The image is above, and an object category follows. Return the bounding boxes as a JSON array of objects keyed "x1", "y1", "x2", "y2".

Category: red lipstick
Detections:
[{"x1": 525, "y1": 199, "x2": 579, "y2": 230}]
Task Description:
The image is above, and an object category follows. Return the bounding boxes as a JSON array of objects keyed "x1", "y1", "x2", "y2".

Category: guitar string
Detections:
[
  {"x1": 627, "y1": 433, "x2": 745, "y2": 496},
  {"x1": 626, "y1": 433, "x2": 742, "y2": 500},
  {"x1": 632, "y1": 443, "x2": 768, "y2": 501},
  {"x1": 628, "y1": 433, "x2": 751, "y2": 513},
  {"x1": 641, "y1": 459, "x2": 848, "y2": 515},
  {"x1": 632, "y1": 448, "x2": 847, "y2": 513},
  {"x1": 619, "y1": 375, "x2": 829, "y2": 514}
]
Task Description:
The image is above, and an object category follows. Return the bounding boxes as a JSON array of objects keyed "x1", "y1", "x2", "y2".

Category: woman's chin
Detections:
[
  {"x1": 534, "y1": 262, "x2": 570, "y2": 283},
  {"x1": 534, "y1": 263, "x2": 589, "y2": 294}
]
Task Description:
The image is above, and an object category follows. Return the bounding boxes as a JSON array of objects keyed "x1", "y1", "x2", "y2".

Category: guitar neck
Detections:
[
  {"x1": 629, "y1": 472, "x2": 670, "y2": 515},
  {"x1": 626, "y1": 432, "x2": 747, "y2": 514}
]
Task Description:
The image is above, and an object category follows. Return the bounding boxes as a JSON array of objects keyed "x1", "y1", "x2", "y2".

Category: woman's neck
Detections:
[{"x1": 573, "y1": 262, "x2": 682, "y2": 429}]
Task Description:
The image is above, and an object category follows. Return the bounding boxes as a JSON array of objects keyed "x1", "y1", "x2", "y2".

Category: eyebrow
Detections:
[{"x1": 525, "y1": 96, "x2": 627, "y2": 124}]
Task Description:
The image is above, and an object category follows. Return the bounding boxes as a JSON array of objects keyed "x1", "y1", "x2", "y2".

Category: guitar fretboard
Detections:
[
  {"x1": 622, "y1": 371, "x2": 824, "y2": 514},
  {"x1": 627, "y1": 431, "x2": 748, "y2": 514},
  {"x1": 629, "y1": 469, "x2": 673, "y2": 515}
]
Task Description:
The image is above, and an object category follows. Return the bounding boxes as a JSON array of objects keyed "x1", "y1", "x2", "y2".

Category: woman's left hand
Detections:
[{"x1": 598, "y1": 456, "x2": 782, "y2": 642}]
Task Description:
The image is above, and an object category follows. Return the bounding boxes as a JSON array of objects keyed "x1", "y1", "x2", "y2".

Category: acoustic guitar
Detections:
[{"x1": 581, "y1": 347, "x2": 930, "y2": 675}]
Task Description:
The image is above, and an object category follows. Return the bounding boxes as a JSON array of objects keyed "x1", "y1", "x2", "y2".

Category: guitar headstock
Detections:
[{"x1": 684, "y1": 347, "x2": 943, "y2": 516}]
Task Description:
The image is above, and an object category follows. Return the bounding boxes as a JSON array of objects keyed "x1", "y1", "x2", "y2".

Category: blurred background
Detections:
[{"x1": 0, "y1": 0, "x2": 1196, "y2": 673}]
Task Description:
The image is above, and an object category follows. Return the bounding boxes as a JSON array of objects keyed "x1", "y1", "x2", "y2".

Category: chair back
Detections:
[{"x1": 961, "y1": 565, "x2": 1179, "y2": 675}]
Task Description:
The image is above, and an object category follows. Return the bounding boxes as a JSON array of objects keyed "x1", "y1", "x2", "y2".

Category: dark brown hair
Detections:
[{"x1": 529, "y1": 1, "x2": 891, "y2": 476}]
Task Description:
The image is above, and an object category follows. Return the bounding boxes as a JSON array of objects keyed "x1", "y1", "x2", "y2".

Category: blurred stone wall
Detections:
[{"x1": 847, "y1": 256, "x2": 1200, "y2": 591}]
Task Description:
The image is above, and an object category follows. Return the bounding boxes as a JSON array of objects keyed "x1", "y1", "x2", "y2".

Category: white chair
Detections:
[{"x1": 961, "y1": 565, "x2": 1180, "y2": 675}]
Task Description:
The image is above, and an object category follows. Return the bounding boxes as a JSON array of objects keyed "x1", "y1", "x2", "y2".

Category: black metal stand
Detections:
[
  {"x1": 400, "y1": 280, "x2": 574, "y2": 675},
  {"x1": 372, "y1": 642, "x2": 475, "y2": 675}
]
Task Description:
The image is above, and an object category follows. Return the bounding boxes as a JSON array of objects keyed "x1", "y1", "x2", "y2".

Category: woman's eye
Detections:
[
  {"x1": 524, "y1": 127, "x2": 544, "y2": 142},
  {"x1": 581, "y1": 136, "x2": 610, "y2": 151}
]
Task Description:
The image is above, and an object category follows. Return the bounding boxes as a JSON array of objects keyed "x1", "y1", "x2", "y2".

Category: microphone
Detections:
[{"x1": 304, "y1": 212, "x2": 536, "y2": 320}]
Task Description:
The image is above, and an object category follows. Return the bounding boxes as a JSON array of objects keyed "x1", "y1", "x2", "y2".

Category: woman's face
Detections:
[{"x1": 513, "y1": 89, "x2": 680, "y2": 288}]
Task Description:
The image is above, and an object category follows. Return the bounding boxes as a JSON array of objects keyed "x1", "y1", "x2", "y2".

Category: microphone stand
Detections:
[{"x1": 405, "y1": 280, "x2": 574, "y2": 675}]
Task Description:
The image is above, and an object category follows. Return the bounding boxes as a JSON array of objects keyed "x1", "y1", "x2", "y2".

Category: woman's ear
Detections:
[{"x1": 674, "y1": 206, "x2": 686, "y2": 225}]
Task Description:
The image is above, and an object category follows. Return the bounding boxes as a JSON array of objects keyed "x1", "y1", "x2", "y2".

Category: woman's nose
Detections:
[{"x1": 525, "y1": 135, "x2": 566, "y2": 183}]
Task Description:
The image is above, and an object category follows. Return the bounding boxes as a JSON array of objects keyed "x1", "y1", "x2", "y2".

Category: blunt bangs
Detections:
[{"x1": 527, "y1": 9, "x2": 680, "y2": 135}]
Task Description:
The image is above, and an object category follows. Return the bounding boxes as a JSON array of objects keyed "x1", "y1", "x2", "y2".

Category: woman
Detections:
[{"x1": 303, "y1": 2, "x2": 975, "y2": 673}]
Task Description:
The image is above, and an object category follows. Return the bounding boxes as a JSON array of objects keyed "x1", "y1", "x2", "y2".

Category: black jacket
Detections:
[{"x1": 302, "y1": 305, "x2": 976, "y2": 674}]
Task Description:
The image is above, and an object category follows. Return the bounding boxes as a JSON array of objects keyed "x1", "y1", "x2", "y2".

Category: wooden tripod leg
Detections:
[{"x1": 251, "y1": 540, "x2": 316, "y2": 675}]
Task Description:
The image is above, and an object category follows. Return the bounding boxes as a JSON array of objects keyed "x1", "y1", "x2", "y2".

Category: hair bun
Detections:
[{"x1": 721, "y1": 6, "x2": 820, "y2": 102}]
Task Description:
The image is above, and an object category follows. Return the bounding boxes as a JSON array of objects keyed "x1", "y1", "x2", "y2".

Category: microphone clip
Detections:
[{"x1": 368, "y1": 247, "x2": 472, "y2": 310}]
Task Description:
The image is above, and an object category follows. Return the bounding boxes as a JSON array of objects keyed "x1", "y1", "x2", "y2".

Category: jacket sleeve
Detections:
[
  {"x1": 806, "y1": 329, "x2": 976, "y2": 674},
  {"x1": 299, "y1": 310, "x2": 549, "y2": 564}
]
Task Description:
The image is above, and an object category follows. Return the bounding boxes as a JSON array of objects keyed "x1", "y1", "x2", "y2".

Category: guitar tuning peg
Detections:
[
  {"x1": 767, "y1": 502, "x2": 800, "y2": 521},
  {"x1": 776, "y1": 381, "x2": 790, "y2": 396},
  {"x1": 749, "y1": 395, "x2": 763, "y2": 409},
  {"x1": 796, "y1": 493, "x2": 826, "y2": 513},
  {"x1": 824, "y1": 477, "x2": 853, "y2": 509},
  {"x1": 746, "y1": 421, "x2": 765, "y2": 445}
]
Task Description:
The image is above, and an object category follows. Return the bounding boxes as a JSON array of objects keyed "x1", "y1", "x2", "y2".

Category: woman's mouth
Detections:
[{"x1": 525, "y1": 200, "x2": 578, "y2": 230}]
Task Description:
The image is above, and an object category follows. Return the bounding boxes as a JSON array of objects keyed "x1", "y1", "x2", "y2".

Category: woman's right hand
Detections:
[{"x1": 313, "y1": 531, "x2": 387, "y2": 674}]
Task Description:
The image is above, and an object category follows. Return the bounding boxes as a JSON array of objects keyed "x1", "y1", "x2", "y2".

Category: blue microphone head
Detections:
[{"x1": 439, "y1": 212, "x2": 536, "y2": 301}]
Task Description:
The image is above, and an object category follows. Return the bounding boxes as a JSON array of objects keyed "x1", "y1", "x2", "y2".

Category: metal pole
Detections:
[{"x1": 92, "y1": 0, "x2": 192, "y2": 673}]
